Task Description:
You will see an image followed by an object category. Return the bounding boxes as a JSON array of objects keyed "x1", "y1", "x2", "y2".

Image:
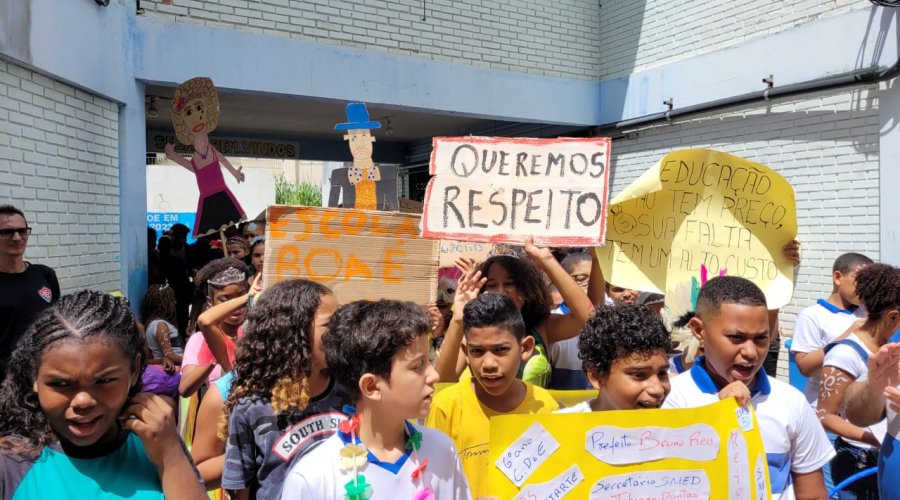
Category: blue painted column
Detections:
[{"x1": 119, "y1": 79, "x2": 148, "y2": 304}]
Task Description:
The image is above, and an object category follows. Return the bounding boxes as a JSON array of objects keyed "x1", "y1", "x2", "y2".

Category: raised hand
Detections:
[
  {"x1": 453, "y1": 256, "x2": 479, "y2": 275},
  {"x1": 249, "y1": 272, "x2": 263, "y2": 295},
  {"x1": 454, "y1": 268, "x2": 487, "y2": 313},
  {"x1": 781, "y1": 239, "x2": 801, "y2": 267},
  {"x1": 427, "y1": 305, "x2": 446, "y2": 339},
  {"x1": 163, "y1": 143, "x2": 177, "y2": 158},
  {"x1": 524, "y1": 235, "x2": 554, "y2": 264},
  {"x1": 867, "y1": 343, "x2": 900, "y2": 393},
  {"x1": 887, "y1": 386, "x2": 900, "y2": 414}
]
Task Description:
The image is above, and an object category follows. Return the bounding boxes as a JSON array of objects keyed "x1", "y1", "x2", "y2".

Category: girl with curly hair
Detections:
[
  {"x1": 198, "y1": 278, "x2": 353, "y2": 499},
  {"x1": 818, "y1": 262, "x2": 900, "y2": 498},
  {"x1": 0, "y1": 290, "x2": 205, "y2": 499},
  {"x1": 435, "y1": 237, "x2": 599, "y2": 387}
]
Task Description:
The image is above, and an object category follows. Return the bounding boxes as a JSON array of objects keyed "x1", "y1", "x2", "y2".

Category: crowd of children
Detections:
[{"x1": 0, "y1": 219, "x2": 898, "y2": 499}]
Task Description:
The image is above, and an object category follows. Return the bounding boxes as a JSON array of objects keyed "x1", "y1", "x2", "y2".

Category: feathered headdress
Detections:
[{"x1": 663, "y1": 264, "x2": 728, "y2": 362}]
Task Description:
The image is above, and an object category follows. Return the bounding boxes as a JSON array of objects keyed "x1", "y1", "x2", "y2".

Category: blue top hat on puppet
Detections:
[{"x1": 334, "y1": 102, "x2": 382, "y2": 131}]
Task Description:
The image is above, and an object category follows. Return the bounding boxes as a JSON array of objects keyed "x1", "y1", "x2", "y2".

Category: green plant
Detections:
[{"x1": 275, "y1": 175, "x2": 322, "y2": 206}]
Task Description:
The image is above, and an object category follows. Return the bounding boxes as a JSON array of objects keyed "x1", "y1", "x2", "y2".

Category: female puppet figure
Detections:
[{"x1": 165, "y1": 77, "x2": 246, "y2": 238}]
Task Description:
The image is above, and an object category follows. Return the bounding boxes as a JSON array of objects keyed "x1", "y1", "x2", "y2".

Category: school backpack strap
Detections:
[{"x1": 823, "y1": 338, "x2": 869, "y2": 364}]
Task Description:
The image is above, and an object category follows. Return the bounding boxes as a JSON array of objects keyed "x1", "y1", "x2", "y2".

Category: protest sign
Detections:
[
  {"x1": 488, "y1": 398, "x2": 771, "y2": 499},
  {"x1": 264, "y1": 205, "x2": 438, "y2": 304},
  {"x1": 422, "y1": 137, "x2": 612, "y2": 247},
  {"x1": 596, "y1": 149, "x2": 797, "y2": 308},
  {"x1": 438, "y1": 240, "x2": 493, "y2": 268}
]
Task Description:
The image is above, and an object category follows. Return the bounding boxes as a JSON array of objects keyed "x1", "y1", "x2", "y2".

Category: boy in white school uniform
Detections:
[
  {"x1": 790, "y1": 252, "x2": 871, "y2": 408},
  {"x1": 663, "y1": 276, "x2": 834, "y2": 500},
  {"x1": 280, "y1": 300, "x2": 471, "y2": 500}
]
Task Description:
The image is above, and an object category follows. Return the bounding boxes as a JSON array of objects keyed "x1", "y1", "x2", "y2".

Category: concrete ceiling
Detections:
[{"x1": 144, "y1": 84, "x2": 510, "y2": 143}]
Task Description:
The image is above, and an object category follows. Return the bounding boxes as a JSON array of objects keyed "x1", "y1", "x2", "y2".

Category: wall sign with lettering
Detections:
[
  {"x1": 148, "y1": 132, "x2": 300, "y2": 159},
  {"x1": 421, "y1": 136, "x2": 612, "y2": 247},
  {"x1": 488, "y1": 398, "x2": 771, "y2": 498}
]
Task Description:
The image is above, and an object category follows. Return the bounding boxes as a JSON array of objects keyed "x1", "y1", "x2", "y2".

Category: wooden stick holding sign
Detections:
[
  {"x1": 219, "y1": 230, "x2": 228, "y2": 258},
  {"x1": 264, "y1": 205, "x2": 438, "y2": 304},
  {"x1": 421, "y1": 136, "x2": 612, "y2": 247}
]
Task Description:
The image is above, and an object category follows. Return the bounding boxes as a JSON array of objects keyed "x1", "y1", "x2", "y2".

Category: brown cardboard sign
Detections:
[
  {"x1": 264, "y1": 205, "x2": 438, "y2": 304},
  {"x1": 422, "y1": 136, "x2": 612, "y2": 247}
]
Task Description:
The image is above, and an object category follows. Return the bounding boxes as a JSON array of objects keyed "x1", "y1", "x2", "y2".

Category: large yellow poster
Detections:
[
  {"x1": 488, "y1": 398, "x2": 771, "y2": 499},
  {"x1": 596, "y1": 149, "x2": 797, "y2": 308}
]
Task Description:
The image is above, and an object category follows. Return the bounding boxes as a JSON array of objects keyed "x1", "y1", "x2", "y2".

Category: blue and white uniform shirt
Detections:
[
  {"x1": 663, "y1": 357, "x2": 835, "y2": 500},
  {"x1": 790, "y1": 299, "x2": 865, "y2": 407}
]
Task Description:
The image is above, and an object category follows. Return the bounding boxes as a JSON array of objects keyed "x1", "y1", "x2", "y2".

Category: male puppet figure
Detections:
[{"x1": 331, "y1": 103, "x2": 398, "y2": 211}]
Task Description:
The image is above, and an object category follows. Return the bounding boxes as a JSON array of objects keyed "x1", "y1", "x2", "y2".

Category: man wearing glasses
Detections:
[{"x1": 0, "y1": 205, "x2": 59, "y2": 380}]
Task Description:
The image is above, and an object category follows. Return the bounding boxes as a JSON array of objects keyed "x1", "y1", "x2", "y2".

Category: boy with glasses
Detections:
[{"x1": 0, "y1": 205, "x2": 58, "y2": 380}]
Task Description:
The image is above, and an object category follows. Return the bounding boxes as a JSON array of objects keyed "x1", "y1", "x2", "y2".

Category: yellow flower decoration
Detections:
[{"x1": 339, "y1": 444, "x2": 368, "y2": 473}]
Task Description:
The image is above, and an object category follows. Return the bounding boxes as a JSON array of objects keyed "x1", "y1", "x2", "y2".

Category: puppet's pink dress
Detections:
[{"x1": 191, "y1": 149, "x2": 246, "y2": 237}]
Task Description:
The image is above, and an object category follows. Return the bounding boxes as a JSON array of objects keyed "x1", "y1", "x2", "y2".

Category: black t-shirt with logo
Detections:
[
  {"x1": 221, "y1": 377, "x2": 353, "y2": 498},
  {"x1": 0, "y1": 263, "x2": 59, "y2": 378}
]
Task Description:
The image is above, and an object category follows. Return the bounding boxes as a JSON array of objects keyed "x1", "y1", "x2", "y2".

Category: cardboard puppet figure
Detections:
[
  {"x1": 165, "y1": 77, "x2": 247, "y2": 238},
  {"x1": 331, "y1": 102, "x2": 399, "y2": 211}
]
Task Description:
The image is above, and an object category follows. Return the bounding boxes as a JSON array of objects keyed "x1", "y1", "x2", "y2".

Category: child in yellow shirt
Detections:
[{"x1": 426, "y1": 293, "x2": 558, "y2": 498}]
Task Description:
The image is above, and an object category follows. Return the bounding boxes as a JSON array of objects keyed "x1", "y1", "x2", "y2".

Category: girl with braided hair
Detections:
[
  {"x1": 225, "y1": 236, "x2": 250, "y2": 262},
  {"x1": 0, "y1": 290, "x2": 205, "y2": 499},
  {"x1": 818, "y1": 262, "x2": 900, "y2": 498},
  {"x1": 142, "y1": 284, "x2": 183, "y2": 371},
  {"x1": 197, "y1": 279, "x2": 352, "y2": 499}
]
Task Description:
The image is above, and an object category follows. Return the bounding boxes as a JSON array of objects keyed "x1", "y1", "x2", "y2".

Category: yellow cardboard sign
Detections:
[
  {"x1": 264, "y1": 205, "x2": 438, "y2": 304},
  {"x1": 596, "y1": 149, "x2": 797, "y2": 308},
  {"x1": 435, "y1": 383, "x2": 597, "y2": 410},
  {"x1": 488, "y1": 398, "x2": 771, "y2": 499}
]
